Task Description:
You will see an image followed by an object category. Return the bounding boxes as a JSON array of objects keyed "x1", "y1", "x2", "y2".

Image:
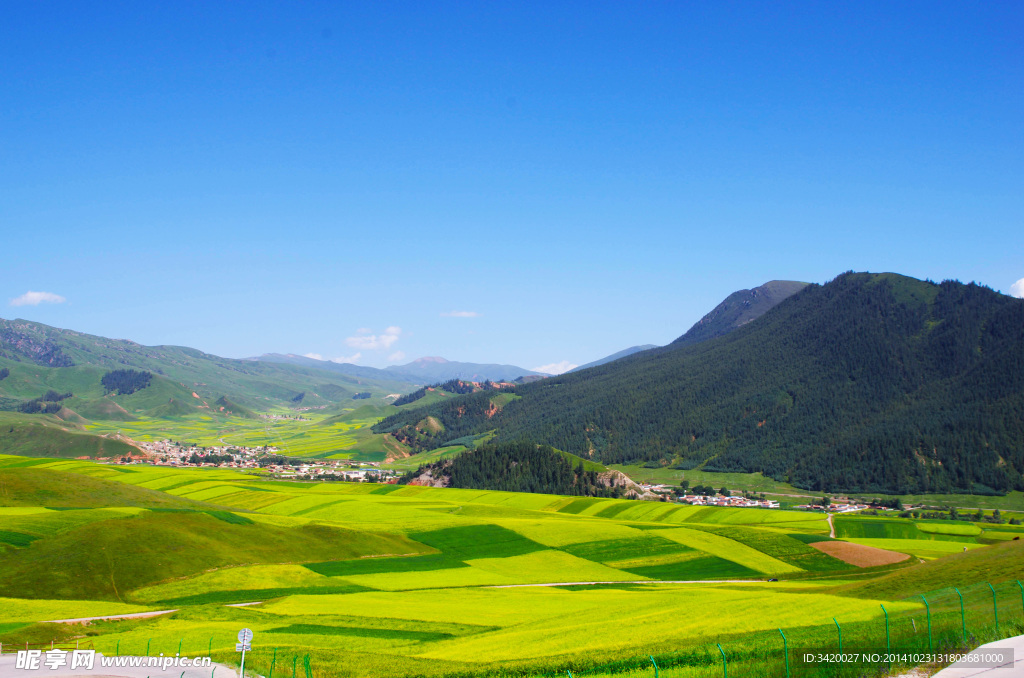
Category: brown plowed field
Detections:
[{"x1": 811, "y1": 540, "x2": 910, "y2": 567}]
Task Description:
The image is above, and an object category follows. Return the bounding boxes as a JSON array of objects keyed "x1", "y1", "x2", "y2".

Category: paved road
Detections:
[
  {"x1": 927, "y1": 634, "x2": 1024, "y2": 678},
  {"x1": 0, "y1": 654, "x2": 237, "y2": 678}
]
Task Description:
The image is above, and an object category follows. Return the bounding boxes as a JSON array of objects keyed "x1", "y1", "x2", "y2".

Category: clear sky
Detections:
[{"x1": 3, "y1": 2, "x2": 1022, "y2": 373}]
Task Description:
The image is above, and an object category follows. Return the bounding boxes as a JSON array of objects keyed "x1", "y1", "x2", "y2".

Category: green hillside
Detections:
[
  {"x1": 0, "y1": 467, "x2": 221, "y2": 509},
  {"x1": 840, "y1": 538, "x2": 1024, "y2": 600},
  {"x1": 0, "y1": 413, "x2": 137, "y2": 459},
  {"x1": 0, "y1": 317, "x2": 413, "y2": 418},
  {"x1": 375, "y1": 273, "x2": 1024, "y2": 495},
  {"x1": 0, "y1": 510, "x2": 432, "y2": 600}
]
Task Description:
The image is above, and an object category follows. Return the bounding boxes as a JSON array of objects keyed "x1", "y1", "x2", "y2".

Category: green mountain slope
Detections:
[
  {"x1": 375, "y1": 273, "x2": 1024, "y2": 494},
  {"x1": 0, "y1": 510, "x2": 431, "y2": 600},
  {"x1": 0, "y1": 318, "x2": 412, "y2": 418}
]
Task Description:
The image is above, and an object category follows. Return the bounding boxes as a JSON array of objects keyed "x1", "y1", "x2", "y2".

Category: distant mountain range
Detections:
[
  {"x1": 255, "y1": 354, "x2": 545, "y2": 384},
  {"x1": 374, "y1": 273, "x2": 1024, "y2": 495},
  {"x1": 0, "y1": 319, "x2": 412, "y2": 423}
]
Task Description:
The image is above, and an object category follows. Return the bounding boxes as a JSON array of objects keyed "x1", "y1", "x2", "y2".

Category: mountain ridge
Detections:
[
  {"x1": 373, "y1": 272, "x2": 1024, "y2": 494},
  {"x1": 255, "y1": 352, "x2": 544, "y2": 384},
  {"x1": 569, "y1": 345, "x2": 659, "y2": 373}
]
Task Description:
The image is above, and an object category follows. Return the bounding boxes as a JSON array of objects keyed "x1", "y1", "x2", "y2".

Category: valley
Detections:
[{"x1": 1, "y1": 271, "x2": 1023, "y2": 677}]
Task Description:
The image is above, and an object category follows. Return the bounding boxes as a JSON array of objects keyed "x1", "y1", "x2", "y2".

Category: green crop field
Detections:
[
  {"x1": 915, "y1": 521, "x2": 983, "y2": 536},
  {"x1": 1, "y1": 454, "x2": 1023, "y2": 678}
]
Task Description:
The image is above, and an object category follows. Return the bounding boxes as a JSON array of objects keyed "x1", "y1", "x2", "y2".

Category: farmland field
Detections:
[{"x1": 1, "y1": 454, "x2": 1023, "y2": 678}]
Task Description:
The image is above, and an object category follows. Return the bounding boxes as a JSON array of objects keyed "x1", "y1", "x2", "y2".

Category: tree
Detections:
[{"x1": 719, "y1": 487, "x2": 730, "y2": 497}]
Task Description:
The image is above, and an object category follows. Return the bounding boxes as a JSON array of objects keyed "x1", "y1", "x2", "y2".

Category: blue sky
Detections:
[{"x1": 3, "y1": 2, "x2": 1022, "y2": 372}]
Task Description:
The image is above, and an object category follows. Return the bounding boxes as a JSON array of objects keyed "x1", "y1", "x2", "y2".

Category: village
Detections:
[
  {"x1": 114, "y1": 439, "x2": 401, "y2": 482},
  {"x1": 113, "y1": 442, "x2": 890, "y2": 507},
  {"x1": 637, "y1": 482, "x2": 892, "y2": 513}
]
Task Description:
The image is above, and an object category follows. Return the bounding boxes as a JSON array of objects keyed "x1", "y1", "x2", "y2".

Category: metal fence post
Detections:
[
  {"x1": 778, "y1": 629, "x2": 789, "y2": 678},
  {"x1": 833, "y1": 618, "x2": 842, "y2": 653},
  {"x1": 920, "y1": 595, "x2": 932, "y2": 652},
  {"x1": 208, "y1": 637, "x2": 212, "y2": 658},
  {"x1": 116, "y1": 640, "x2": 120, "y2": 657},
  {"x1": 955, "y1": 587, "x2": 966, "y2": 642},
  {"x1": 650, "y1": 655, "x2": 659, "y2": 678},
  {"x1": 717, "y1": 643, "x2": 727, "y2": 678},
  {"x1": 987, "y1": 582, "x2": 999, "y2": 636},
  {"x1": 303, "y1": 653, "x2": 311, "y2": 678},
  {"x1": 880, "y1": 603, "x2": 890, "y2": 670},
  {"x1": 880, "y1": 604, "x2": 890, "y2": 653},
  {"x1": 178, "y1": 639, "x2": 182, "y2": 656},
  {"x1": 146, "y1": 639, "x2": 151, "y2": 657},
  {"x1": 269, "y1": 648, "x2": 277, "y2": 678},
  {"x1": 1017, "y1": 580, "x2": 1023, "y2": 617}
]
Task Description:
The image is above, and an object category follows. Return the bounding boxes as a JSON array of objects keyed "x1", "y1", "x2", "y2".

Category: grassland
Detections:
[
  {"x1": 1, "y1": 454, "x2": 1023, "y2": 678},
  {"x1": 82, "y1": 408, "x2": 395, "y2": 460}
]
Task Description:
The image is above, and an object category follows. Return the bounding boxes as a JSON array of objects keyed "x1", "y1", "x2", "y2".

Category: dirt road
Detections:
[{"x1": 41, "y1": 610, "x2": 178, "y2": 624}]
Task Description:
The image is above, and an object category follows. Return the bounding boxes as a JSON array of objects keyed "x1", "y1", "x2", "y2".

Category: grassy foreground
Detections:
[{"x1": 1, "y1": 455, "x2": 1022, "y2": 678}]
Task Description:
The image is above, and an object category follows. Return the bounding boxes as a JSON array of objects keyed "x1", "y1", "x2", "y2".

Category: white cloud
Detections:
[
  {"x1": 331, "y1": 353, "x2": 361, "y2": 364},
  {"x1": 356, "y1": 327, "x2": 372, "y2": 334},
  {"x1": 388, "y1": 351, "x2": 406, "y2": 363},
  {"x1": 10, "y1": 291, "x2": 66, "y2": 307},
  {"x1": 532, "y1": 360, "x2": 578, "y2": 375},
  {"x1": 345, "y1": 326, "x2": 401, "y2": 350},
  {"x1": 441, "y1": 310, "x2": 480, "y2": 318},
  {"x1": 1010, "y1": 278, "x2": 1024, "y2": 299},
  {"x1": 303, "y1": 353, "x2": 324, "y2": 361}
]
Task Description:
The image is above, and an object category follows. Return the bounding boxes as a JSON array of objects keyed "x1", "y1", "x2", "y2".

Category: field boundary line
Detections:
[{"x1": 488, "y1": 579, "x2": 764, "y2": 588}]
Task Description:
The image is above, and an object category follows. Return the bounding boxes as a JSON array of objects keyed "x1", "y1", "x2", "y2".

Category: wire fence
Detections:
[
  {"x1": 535, "y1": 579, "x2": 1024, "y2": 678},
  {"x1": 2, "y1": 579, "x2": 1021, "y2": 678}
]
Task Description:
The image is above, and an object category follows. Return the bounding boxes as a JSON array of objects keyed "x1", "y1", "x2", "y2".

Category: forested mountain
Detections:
[
  {"x1": 569, "y1": 345, "x2": 659, "y2": 372},
  {"x1": 375, "y1": 273, "x2": 1024, "y2": 495},
  {"x1": 399, "y1": 441, "x2": 623, "y2": 497}
]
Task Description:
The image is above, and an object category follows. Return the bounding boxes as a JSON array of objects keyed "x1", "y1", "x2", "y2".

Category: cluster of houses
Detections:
[
  {"x1": 264, "y1": 462, "x2": 399, "y2": 483},
  {"x1": 128, "y1": 440, "x2": 272, "y2": 468},
  {"x1": 793, "y1": 501, "x2": 877, "y2": 513},
  {"x1": 678, "y1": 493, "x2": 781, "y2": 509},
  {"x1": 637, "y1": 483, "x2": 781, "y2": 509},
  {"x1": 116, "y1": 439, "x2": 401, "y2": 483}
]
